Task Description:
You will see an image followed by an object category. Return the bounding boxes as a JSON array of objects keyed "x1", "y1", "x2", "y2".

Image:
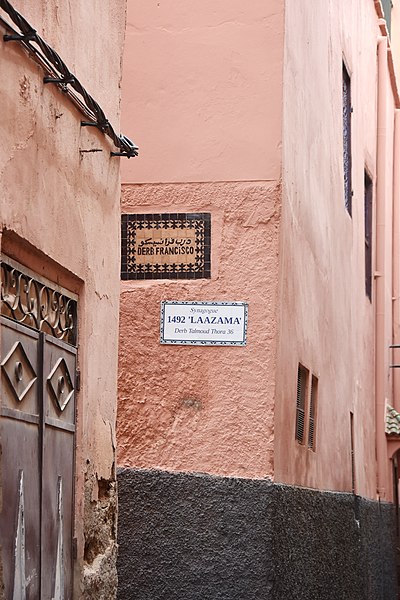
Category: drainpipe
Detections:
[
  {"x1": 375, "y1": 35, "x2": 388, "y2": 499},
  {"x1": 393, "y1": 109, "x2": 400, "y2": 414}
]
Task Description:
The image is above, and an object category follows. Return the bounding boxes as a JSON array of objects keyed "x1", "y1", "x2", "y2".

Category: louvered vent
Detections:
[
  {"x1": 364, "y1": 170, "x2": 373, "y2": 301},
  {"x1": 295, "y1": 364, "x2": 308, "y2": 444},
  {"x1": 308, "y1": 375, "x2": 318, "y2": 450}
]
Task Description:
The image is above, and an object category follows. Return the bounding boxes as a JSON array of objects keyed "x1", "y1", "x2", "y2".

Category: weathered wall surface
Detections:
[
  {"x1": 117, "y1": 469, "x2": 398, "y2": 600},
  {"x1": 119, "y1": 182, "x2": 280, "y2": 477},
  {"x1": 118, "y1": 0, "x2": 285, "y2": 479},
  {"x1": 274, "y1": 0, "x2": 384, "y2": 498},
  {"x1": 0, "y1": 1, "x2": 126, "y2": 596}
]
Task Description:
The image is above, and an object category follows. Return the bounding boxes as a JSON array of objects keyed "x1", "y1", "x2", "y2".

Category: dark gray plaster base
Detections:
[{"x1": 117, "y1": 468, "x2": 398, "y2": 600}]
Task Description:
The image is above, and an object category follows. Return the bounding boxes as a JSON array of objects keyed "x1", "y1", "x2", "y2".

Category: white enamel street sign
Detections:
[{"x1": 160, "y1": 301, "x2": 248, "y2": 346}]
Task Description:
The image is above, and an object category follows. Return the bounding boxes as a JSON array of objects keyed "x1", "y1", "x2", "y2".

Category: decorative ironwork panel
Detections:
[
  {"x1": 1, "y1": 257, "x2": 77, "y2": 345},
  {"x1": 121, "y1": 213, "x2": 211, "y2": 280}
]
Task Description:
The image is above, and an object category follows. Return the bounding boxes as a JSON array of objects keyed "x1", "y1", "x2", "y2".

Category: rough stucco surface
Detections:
[
  {"x1": 0, "y1": 1, "x2": 126, "y2": 596},
  {"x1": 272, "y1": 485, "x2": 397, "y2": 600},
  {"x1": 118, "y1": 181, "x2": 281, "y2": 479},
  {"x1": 82, "y1": 464, "x2": 118, "y2": 599},
  {"x1": 117, "y1": 469, "x2": 398, "y2": 600}
]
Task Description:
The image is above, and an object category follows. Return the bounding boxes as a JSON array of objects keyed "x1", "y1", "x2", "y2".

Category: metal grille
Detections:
[
  {"x1": 308, "y1": 375, "x2": 318, "y2": 450},
  {"x1": 343, "y1": 63, "x2": 352, "y2": 216},
  {"x1": 295, "y1": 364, "x2": 308, "y2": 444},
  {"x1": 364, "y1": 171, "x2": 373, "y2": 301},
  {"x1": 1, "y1": 257, "x2": 77, "y2": 346}
]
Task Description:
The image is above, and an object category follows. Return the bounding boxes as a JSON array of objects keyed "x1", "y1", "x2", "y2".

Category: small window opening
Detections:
[
  {"x1": 295, "y1": 364, "x2": 309, "y2": 444},
  {"x1": 343, "y1": 62, "x2": 352, "y2": 216},
  {"x1": 308, "y1": 375, "x2": 318, "y2": 451},
  {"x1": 381, "y1": 0, "x2": 393, "y2": 36},
  {"x1": 364, "y1": 170, "x2": 373, "y2": 301}
]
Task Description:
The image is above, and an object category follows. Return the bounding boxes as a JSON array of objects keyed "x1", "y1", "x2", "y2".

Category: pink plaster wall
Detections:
[
  {"x1": 121, "y1": 0, "x2": 284, "y2": 183},
  {"x1": 274, "y1": 0, "x2": 394, "y2": 500},
  {"x1": 118, "y1": 0, "x2": 285, "y2": 480},
  {"x1": 118, "y1": 0, "x2": 400, "y2": 500},
  {"x1": 0, "y1": 0, "x2": 126, "y2": 590},
  {"x1": 118, "y1": 181, "x2": 281, "y2": 478}
]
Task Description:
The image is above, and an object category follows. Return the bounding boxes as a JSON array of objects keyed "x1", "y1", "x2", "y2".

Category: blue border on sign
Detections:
[{"x1": 160, "y1": 300, "x2": 248, "y2": 346}]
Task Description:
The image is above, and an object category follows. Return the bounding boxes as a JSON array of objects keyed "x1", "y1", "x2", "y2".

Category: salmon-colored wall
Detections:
[
  {"x1": 274, "y1": 0, "x2": 396, "y2": 500},
  {"x1": 119, "y1": 182, "x2": 281, "y2": 478},
  {"x1": 119, "y1": 0, "x2": 400, "y2": 499},
  {"x1": 118, "y1": 0, "x2": 285, "y2": 479},
  {"x1": 1, "y1": 0, "x2": 126, "y2": 591},
  {"x1": 121, "y1": 0, "x2": 284, "y2": 184}
]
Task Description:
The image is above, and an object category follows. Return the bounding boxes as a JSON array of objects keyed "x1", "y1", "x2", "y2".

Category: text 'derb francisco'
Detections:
[{"x1": 121, "y1": 213, "x2": 211, "y2": 280}]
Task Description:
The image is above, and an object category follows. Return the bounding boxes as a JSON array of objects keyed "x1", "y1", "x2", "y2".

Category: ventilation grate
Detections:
[
  {"x1": 308, "y1": 375, "x2": 318, "y2": 450},
  {"x1": 295, "y1": 364, "x2": 308, "y2": 444},
  {"x1": 364, "y1": 170, "x2": 373, "y2": 301}
]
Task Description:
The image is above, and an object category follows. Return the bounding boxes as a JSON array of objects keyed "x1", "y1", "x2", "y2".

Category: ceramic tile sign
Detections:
[
  {"x1": 121, "y1": 213, "x2": 211, "y2": 280},
  {"x1": 160, "y1": 301, "x2": 248, "y2": 346}
]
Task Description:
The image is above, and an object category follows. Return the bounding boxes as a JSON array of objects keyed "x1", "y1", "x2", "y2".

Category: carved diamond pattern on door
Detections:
[
  {"x1": 1, "y1": 261, "x2": 78, "y2": 599},
  {"x1": 47, "y1": 357, "x2": 74, "y2": 412},
  {"x1": 1, "y1": 341, "x2": 37, "y2": 403}
]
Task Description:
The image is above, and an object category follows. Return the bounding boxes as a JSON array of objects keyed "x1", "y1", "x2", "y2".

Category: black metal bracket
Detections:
[
  {"x1": 111, "y1": 134, "x2": 139, "y2": 158},
  {"x1": 81, "y1": 120, "x2": 109, "y2": 133},
  {"x1": 3, "y1": 30, "x2": 36, "y2": 42},
  {"x1": 44, "y1": 75, "x2": 75, "y2": 85},
  {"x1": 0, "y1": 0, "x2": 138, "y2": 158},
  {"x1": 110, "y1": 151, "x2": 136, "y2": 158}
]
